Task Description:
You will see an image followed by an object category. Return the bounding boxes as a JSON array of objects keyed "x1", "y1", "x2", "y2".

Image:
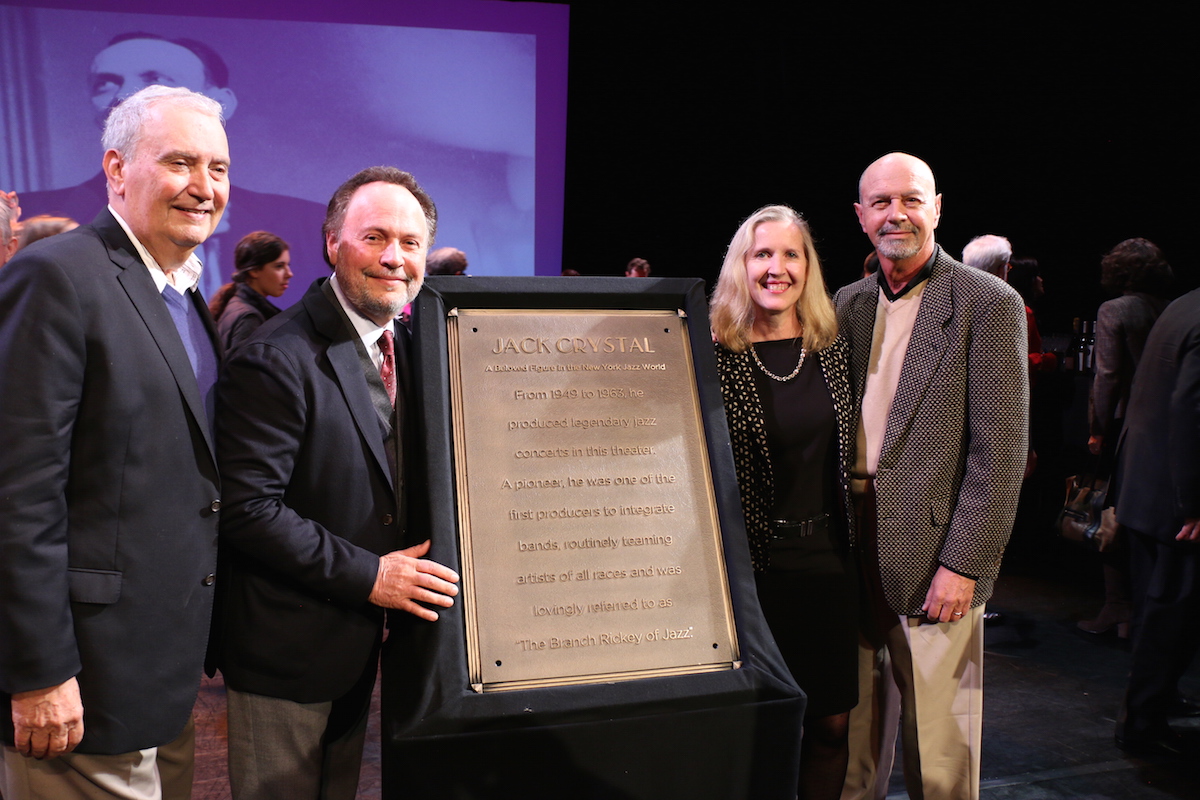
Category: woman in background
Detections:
[
  {"x1": 1079, "y1": 238, "x2": 1173, "y2": 637},
  {"x1": 711, "y1": 205, "x2": 857, "y2": 800},
  {"x1": 210, "y1": 231, "x2": 293, "y2": 352}
]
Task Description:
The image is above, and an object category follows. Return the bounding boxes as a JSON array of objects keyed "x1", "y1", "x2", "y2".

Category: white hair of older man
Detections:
[
  {"x1": 962, "y1": 234, "x2": 1012, "y2": 279},
  {"x1": 101, "y1": 84, "x2": 225, "y2": 160}
]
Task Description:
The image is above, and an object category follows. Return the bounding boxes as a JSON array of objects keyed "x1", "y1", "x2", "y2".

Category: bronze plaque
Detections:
[{"x1": 447, "y1": 309, "x2": 739, "y2": 692}]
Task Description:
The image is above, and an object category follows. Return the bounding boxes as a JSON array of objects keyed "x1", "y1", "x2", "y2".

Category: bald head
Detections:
[
  {"x1": 854, "y1": 152, "x2": 942, "y2": 287},
  {"x1": 857, "y1": 152, "x2": 937, "y2": 203}
]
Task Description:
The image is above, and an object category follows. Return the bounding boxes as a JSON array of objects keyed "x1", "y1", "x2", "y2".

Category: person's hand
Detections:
[
  {"x1": 12, "y1": 677, "x2": 84, "y2": 759},
  {"x1": 1087, "y1": 435, "x2": 1103, "y2": 456},
  {"x1": 1177, "y1": 519, "x2": 1200, "y2": 543},
  {"x1": 921, "y1": 566, "x2": 976, "y2": 623},
  {"x1": 368, "y1": 540, "x2": 459, "y2": 621}
]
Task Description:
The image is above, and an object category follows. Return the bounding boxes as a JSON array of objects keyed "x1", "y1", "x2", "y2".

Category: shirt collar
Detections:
[
  {"x1": 109, "y1": 205, "x2": 204, "y2": 294},
  {"x1": 878, "y1": 247, "x2": 937, "y2": 302}
]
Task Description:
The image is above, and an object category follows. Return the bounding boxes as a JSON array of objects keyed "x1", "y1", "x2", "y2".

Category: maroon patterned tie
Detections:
[{"x1": 378, "y1": 329, "x2": 396, "y2": 406}]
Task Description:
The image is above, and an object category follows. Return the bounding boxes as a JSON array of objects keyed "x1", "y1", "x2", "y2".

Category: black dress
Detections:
[{"x1": 717, "y1": 337, "x2": 858, "y2": 719}]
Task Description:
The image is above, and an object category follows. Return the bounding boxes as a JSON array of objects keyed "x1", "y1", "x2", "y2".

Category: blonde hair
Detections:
[{"x1": 710, "y1": 204, "x2": 837, "y2": 353}]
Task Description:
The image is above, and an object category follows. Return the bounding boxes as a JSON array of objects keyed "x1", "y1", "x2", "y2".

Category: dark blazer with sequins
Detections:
[
  {"x1": 715, "y1": 336, "x2": 856, "y2": 571},
  {"x1": 834, "y1": 247, "x2": 1029, "y2": 615}
]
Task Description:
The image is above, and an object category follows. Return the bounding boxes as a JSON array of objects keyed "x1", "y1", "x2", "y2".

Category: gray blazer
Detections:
[{"x1": 834, "y1": 248, "x2": 1029, "y2": 614}]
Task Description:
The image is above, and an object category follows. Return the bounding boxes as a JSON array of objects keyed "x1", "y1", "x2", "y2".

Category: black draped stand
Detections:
[{"x1": 381, "y1": 277, "x2": 803, "y2": 799}]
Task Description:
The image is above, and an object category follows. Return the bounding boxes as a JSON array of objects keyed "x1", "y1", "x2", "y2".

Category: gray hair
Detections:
[
  {"x1": 961, "y1": 234, "x2": 1012, "y2": 278},
  {"x1": 101, "y1": 85, "x2": 224, "y2": 159}
]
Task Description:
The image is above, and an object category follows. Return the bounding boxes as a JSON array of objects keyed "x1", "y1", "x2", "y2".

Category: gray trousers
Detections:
[{"x1": 225, "y1": 676, "x2": 373, "y2": 800}]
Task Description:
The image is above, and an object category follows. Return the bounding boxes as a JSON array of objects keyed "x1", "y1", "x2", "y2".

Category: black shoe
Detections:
[{"x1": 1115, "y1": 727, "x2": 1195, "y2": 758}]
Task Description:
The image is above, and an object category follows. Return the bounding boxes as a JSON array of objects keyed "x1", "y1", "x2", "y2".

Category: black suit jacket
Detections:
[
  {"x1": 1114, "y1": 288, "x2": 1200, "y2": 541},
  {"x1": 214, "y1": 278, "x2": 414, "y2": 702},
  {"x1": 0, "y1": 210, "x2": 221, "y2": 754}
]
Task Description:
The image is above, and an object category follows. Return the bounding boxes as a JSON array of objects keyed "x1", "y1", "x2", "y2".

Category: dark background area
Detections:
[{"x1": 559, "y1": 3, "x2": 1194, "y2": 337}]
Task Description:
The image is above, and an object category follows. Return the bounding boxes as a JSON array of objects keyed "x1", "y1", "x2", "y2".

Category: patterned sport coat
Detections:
[
  {"x1": 715, "y1": 337, "x2": 856, "y2": 571},
  {"x1": 834, "y1": 247, "x2": 1029, "y2": 615}
]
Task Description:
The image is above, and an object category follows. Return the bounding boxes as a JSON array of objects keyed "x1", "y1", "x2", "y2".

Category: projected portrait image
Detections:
[{"x1": 1, "y1": 5, "x2": 541, "y2": 301}]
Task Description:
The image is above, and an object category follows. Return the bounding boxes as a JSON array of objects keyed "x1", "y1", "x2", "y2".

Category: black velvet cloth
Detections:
[{"x1": 381, "y1": 277, "x2": 804, "y2": 800}]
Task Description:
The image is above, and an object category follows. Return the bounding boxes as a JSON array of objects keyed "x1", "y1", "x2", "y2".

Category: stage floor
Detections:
[{"x1": 190, "y1": 560, "x2": 1200, "y2": 800}]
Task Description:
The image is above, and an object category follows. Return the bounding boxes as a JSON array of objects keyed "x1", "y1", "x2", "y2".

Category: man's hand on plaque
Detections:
[{"x1": 369, "y1": 540, "x2": 460, "y2": 621}]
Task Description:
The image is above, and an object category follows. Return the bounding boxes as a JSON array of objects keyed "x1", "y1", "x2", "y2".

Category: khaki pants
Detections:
[
  {"x1": 843, "y1": 480, "x2": 985, "y2": 800},
  {"x1": 0, "y1": 716, "x2": 194, "y2": 800},
  {"x1": 842, "y1": 607, "x2": 984, "y2": 800}
]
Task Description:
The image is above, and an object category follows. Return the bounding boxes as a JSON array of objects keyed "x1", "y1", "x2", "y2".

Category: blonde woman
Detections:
[{"x1": 711, "y1": 205, "x2": 857, "y2": 800}]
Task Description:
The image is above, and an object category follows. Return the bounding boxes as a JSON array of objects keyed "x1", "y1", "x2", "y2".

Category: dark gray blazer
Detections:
[
  {"x1": 1114, "y1": 288, "x2": 1200, "y2": 541},
  {"x1": 214, "y1": 278, "x2": 414, "y2": 703},
  {"x1": 834, "y1": 248, "x2": 1029, "y2": 615},
  {"x1": 216, "y1": 282, "x2": 282, "y2": 353},
  {"x1": 0, "y1": 210, "x2": 221, "y2": 754},
  {"x1": 1089, "y1": 292, "x2": 1169, "y2": 440}
]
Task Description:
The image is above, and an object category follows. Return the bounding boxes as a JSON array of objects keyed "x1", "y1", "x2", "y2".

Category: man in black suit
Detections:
[
  {"x1": 1113, "y1": 286, "x2": 1200, "y2": 756},
  {"x1": 214, "y1": 166, "x2": 459, "y2": 799},
  {"x1": 17, "y1": 32, "x2": 328, "y2": 303},
  {"x1": 0, "y1": 85, "x2": 228, "y2": 799}
]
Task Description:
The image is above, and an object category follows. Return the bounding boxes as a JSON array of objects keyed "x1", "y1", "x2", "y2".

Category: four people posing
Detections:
[{"x1": 1, "y1": 102, "x2": 1031, "y2": 800}]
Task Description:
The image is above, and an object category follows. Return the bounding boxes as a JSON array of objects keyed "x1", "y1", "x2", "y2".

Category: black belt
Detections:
[{"x1": 769, "y1": 514, "x2": 830, "y2": 540}]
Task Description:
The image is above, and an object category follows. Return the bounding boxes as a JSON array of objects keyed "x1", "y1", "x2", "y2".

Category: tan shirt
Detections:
[{"x1": 854, "y1": 278, "x2": 928, "y2": 479}]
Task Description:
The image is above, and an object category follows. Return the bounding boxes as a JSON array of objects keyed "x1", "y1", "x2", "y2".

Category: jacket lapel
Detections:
[
  {"x1": 99, "y1": 211, "x2": 219, "y2": 463},
  {"x1": 305, "y1": 283, "x2": 396, "y2": 492},
  {"x1": 845, "y1": 283, "x2": 878, "y2": 408}
]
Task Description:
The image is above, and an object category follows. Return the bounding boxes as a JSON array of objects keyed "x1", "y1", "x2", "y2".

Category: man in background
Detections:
[
  {"x1": 961, "y1": 233, "x2": 1012, "y2": 281},
  {"x1": 624, "y1": 256, "x2": 651, "y2": 277},
  {"x1": 426, "y1": 246, "x2": 468, "y2": 276},
  {"x1": 1113, "y1": 286, "x2": 1200, "y2": 757}
]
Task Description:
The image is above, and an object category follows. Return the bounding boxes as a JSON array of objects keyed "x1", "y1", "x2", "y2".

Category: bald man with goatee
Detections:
[{"x1": 834, "y1": 153, "x2": 1028, "y2": 800}]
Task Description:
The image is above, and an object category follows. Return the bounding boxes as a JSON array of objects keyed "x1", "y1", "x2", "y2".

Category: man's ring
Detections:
[{"x1": 953, "y1": 611, "x2": 963, "y2": 617}]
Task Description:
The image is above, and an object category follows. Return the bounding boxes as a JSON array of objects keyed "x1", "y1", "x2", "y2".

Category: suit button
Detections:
[
  {"x1": 202, "y1": 574, "x2": 216, "y2": 586},
  {"x1": 210, "y1": 500, "x2": 222, "y2": 512},
  {"x1": 382, "y1": 514, "x2": 394, "y2": 525}
]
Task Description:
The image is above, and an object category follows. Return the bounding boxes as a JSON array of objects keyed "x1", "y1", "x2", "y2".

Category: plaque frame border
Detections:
[{"x1": 390, "y1": 275, "x2": 801, "y2": 735}]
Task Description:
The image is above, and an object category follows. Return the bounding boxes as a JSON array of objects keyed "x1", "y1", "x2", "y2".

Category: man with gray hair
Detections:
[
  {"x1": 961, "y1": 233, "x2": 1013, "y2": 280},
  {"x1": 0, "y1": 85, "x2": 227, "y2": 799}
]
